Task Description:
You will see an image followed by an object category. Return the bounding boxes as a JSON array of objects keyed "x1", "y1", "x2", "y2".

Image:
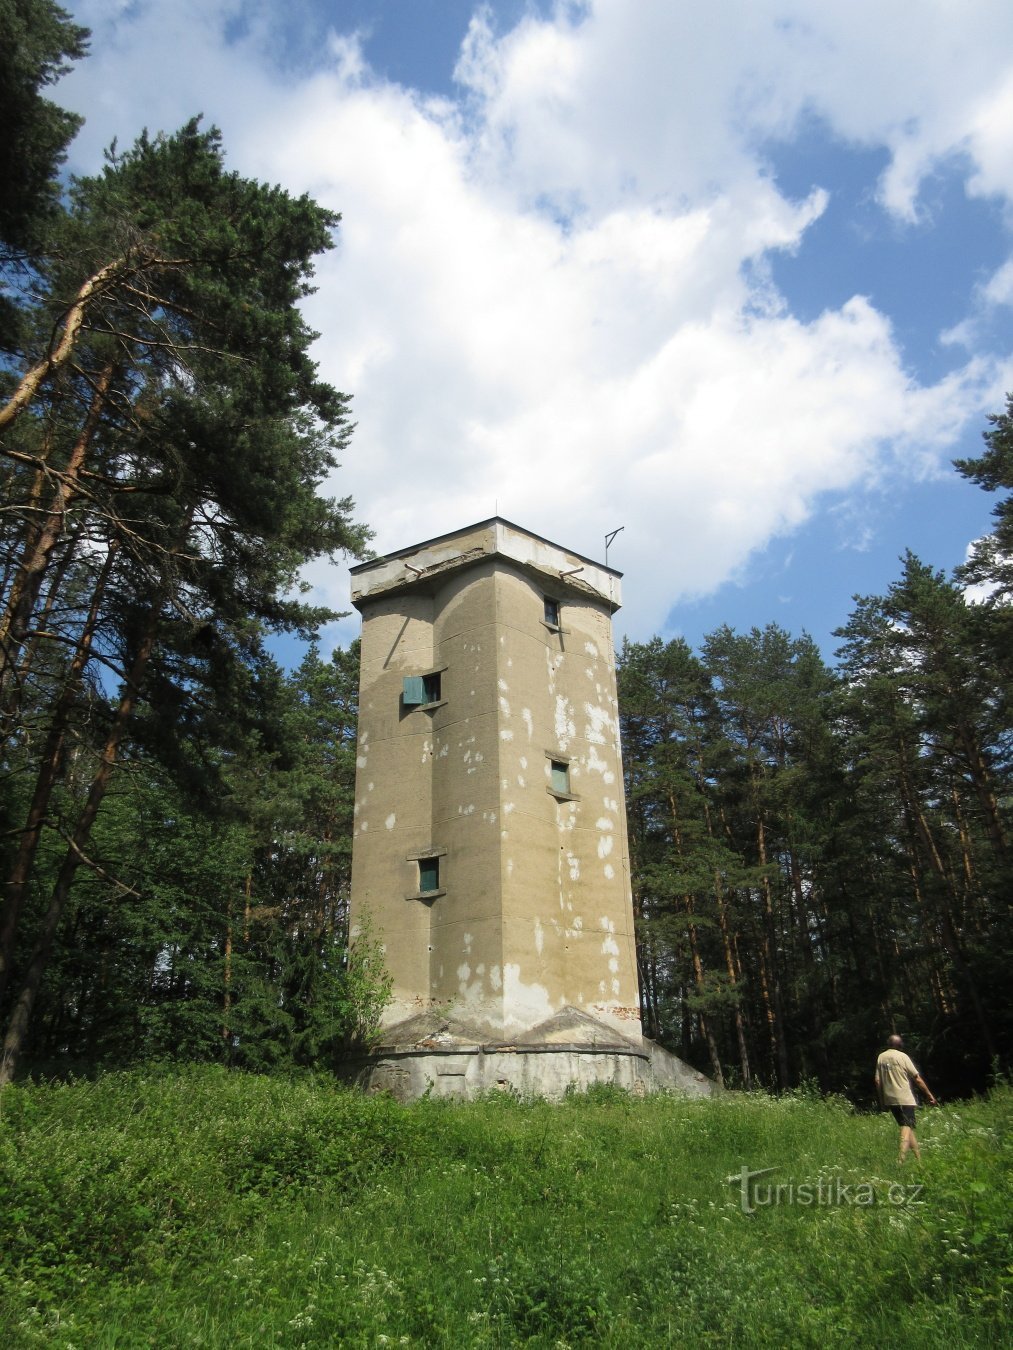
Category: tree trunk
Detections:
[
  {"x1": 0, "y1": 602, "x2": 158, "y2": 1085},
  {"x1": 0, "y1": 542, "x2": 117, "y2": 1003}
]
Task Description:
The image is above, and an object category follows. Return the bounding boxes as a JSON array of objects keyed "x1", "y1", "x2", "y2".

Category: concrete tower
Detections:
[{"x1": 346, "y1": 519, "x2": 708, "y2": 1099}]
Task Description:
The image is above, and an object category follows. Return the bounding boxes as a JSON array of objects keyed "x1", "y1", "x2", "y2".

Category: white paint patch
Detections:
[
  {"x1": 503, "y1": 963, "x2": 553, "y2": 1029},
  {"x1": 385, "y1": 813, "x2": 396, "y2": 831},
  {"x1": 597, "y1": 835, "x2": 614, "y2": 859},
  {"x1": 596, "y1": 817, "x2": 614, "y2": 832},
  {"x1": 519, "y1": 756, "x2": 528, "y2": 770},
  {"x1": 504, "y1": 801, "x2": 515, "y2": 814},
  {"x1": 517, "y1": 775, "x2": 526, "y2": 787},
  {"x1": 567, "y1": 852, "x2": 581, "y2": 881},
  {"x1": 609, "y1": 957, "x2": 619, "y2": 974},
  {"x1": 463, "y1": 933, "x2": 473, "y2": 951},
  {"x1": 498, "y1": 678, "x2": 509, "y2": 691},
  {"x1": 356, "y1": 755, "x2": 368, "y2": 769},
  {"x1": 611, "y1": 979, "x2": 621, "y2": 996},
  {"x1": 499, "y1": 695, "x2": 511, "y2": 717},
  {"x1": 507, "y1": 858, "x2": 514, "y2": 876},
  {"x1": 458, "y1": 803, "x2": 476, "y2": 815},
  {"x1": 490, "y1": 965, "x2": 502, "y2": 991},
  {"x1": 522, "y1": 708, "x2": 534, "y2": 740},
  {"x1": 457, "y1": 962, "x2": 471, "y2": 984},
  {"x1": 584, "y1": 640, "x2": 600, "y2": 659},
  {"x1": 586, "y1": 745, "x2": 615, "y2": 785},
  {"x1": 534, "y1": 918, "x2": 544, "y2": 956},
  {"x1": 500, "y1": 728, "x2": 514, "y2": 741},
  {"x1": 572, "y1": 916, "x2": 583, "y2": 930},
  {"x1": 554, "y1": 695, "x2": 575, "y2": 746},
  {"x1": 603, "y1": 863, "x2": 615, "y2": 880},
  {"x1": 583, "y1": 702, "x2": 611, "y2": 746}
]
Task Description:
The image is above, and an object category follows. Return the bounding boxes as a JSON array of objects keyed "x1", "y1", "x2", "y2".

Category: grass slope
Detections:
[{"x1": 1, "y1": 1068, "x2": 1009, "y2": 1347}]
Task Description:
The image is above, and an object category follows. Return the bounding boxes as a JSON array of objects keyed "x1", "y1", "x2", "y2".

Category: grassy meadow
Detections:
[{"x1": 1, "y1": 1067, "x2": 1009, "y2": 1347}]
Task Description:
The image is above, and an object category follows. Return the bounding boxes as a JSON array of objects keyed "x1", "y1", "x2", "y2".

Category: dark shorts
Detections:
[{"x1": 890, "y1": 1105, "x2": 916, "y2": 1128}]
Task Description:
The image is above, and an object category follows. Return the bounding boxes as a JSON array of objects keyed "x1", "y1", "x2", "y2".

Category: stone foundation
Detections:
[{"x1": 338, "y1": 1008, "x2": 713, "y2": 1102}]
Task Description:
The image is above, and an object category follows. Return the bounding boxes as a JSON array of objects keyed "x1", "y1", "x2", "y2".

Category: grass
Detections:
[{"x1": 1, "y1": 1067, "x2": 1009, "y2": 1347}]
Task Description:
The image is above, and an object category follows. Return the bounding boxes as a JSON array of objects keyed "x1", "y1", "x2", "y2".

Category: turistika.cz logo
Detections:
[{"x1": 727, "y1": 1166, "x2": 925, "y2": 1215}]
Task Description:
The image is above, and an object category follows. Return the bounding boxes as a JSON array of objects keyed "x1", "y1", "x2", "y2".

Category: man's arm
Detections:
[{"x1": 913, "y1": 1073, "x2": 937, "y2": 1106}]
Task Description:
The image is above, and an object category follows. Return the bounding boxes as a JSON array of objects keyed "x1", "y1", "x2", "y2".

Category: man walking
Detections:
[{"x1": 875, "y1": 1034, "x2": 937, "y2": 1163}]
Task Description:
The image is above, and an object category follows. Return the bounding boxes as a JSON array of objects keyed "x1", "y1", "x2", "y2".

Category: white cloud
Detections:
[{"x1": 58, "y1": 0, "x2": 1013, "y2": 643}]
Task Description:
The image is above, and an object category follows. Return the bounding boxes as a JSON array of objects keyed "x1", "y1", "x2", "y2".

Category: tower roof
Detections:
[{"x1": 350, "y1": 516, "x2": 623, "y2": 613}]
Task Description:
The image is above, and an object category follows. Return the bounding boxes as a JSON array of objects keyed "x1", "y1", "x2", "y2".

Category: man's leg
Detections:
[{"x1": 898, "y1": 1121, "x2": 921, "y2": 1163}]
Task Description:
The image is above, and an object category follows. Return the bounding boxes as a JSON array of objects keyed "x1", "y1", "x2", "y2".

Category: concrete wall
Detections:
[{"x1": 349, "y1": 520, "x2": 642, "y2": 1042}]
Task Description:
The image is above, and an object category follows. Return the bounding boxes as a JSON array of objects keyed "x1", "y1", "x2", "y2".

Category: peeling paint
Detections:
[
  {"x1": 503, "y1": 963, "x2": 553, "y2": 1027},
  {"x1": 554, "y1": 695, "x2": 575, "y2": 746}
]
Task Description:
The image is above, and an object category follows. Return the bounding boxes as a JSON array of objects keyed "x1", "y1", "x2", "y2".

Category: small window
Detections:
[
  {"x1": 549, "y1": 759, "x2": 570, "y2": 795},
  {"x1": 419, "y1": 856, "x2": 440, "y2": 894},
  {"x1": 543, "y1": 596, "x2": 560, "y2": 627},
  {"x1": 403, "y1": 672, "x2": 442, "y2": 706}
]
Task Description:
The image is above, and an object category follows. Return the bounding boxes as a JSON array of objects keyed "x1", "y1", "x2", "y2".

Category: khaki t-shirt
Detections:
[{"x1": 876, "y1": 1048, "x2": 920, "y2": 1106}]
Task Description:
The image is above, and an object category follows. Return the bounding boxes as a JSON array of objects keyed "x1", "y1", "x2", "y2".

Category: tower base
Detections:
[{"x1": 338, "y1": 1007, "x2": 714, "y2": 1102}]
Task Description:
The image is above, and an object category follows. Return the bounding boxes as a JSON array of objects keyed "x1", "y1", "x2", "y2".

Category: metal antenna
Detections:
[{"x1": 604, "y1": 526, "x2": 624, "y2": 567}]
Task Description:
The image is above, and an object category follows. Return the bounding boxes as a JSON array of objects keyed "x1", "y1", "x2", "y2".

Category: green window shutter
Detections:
[
  {"x1": 419, "y1": 857, "x2": 440, "y2": 893},
  {"x1": 403, "y1": 676, "x2": 426, "y2": 705}
]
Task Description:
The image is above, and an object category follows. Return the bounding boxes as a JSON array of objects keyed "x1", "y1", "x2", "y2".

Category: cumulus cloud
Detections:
[{"x1": 59, "y1": 0, "x2": 1013, "y2": 642}]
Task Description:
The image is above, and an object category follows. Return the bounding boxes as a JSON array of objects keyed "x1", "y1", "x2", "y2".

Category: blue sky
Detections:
[{"x1": 60, "y1": 1, "x2": 1013, "y2": 661}]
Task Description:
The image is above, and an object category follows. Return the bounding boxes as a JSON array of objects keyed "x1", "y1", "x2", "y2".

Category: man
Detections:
[{"x1": 874, "y1": 1034, "x2": 937, "y2": 1163}]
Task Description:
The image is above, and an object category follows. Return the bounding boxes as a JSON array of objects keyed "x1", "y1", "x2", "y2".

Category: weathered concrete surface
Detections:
[
  {"x1": 339, "y1": 1007, "x2": 714, "y2": 1102},
  {"x1": 348, "y1": 518, "x2": 641, "y2": 1044},
  {"x1": 345, "y1": 519, "x2": 711, "y2": 1103}
]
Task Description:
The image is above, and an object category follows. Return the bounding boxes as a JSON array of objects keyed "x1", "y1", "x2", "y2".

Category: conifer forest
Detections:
[{"x1": 1, "y1": 2, "x2": 1010, "y2": 1100}]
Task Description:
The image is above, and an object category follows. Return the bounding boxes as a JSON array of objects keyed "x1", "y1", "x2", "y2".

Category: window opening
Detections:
[
  {"x1": 403, "y1": 671, "x2": 442, "y2": 706},
  {"x1": 543, "y1": 596, "x2": 560, "y2": 627},
  {"x1": 550, "y1": 759, "x2": 570, "y2": 795},
  {"x1": 418, "y1": 856, "x2": 440, "y2": 894}
]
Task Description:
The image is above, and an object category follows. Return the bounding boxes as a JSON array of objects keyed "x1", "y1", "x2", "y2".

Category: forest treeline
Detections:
[{"x1": 1, "y1": 2, "x2": 1009, "y2": 1096}]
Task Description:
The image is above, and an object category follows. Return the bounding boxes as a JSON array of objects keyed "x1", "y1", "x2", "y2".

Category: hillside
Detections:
[{"x1": 1, "y1": 1069, "x2": 1009, "y2": 1346}]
